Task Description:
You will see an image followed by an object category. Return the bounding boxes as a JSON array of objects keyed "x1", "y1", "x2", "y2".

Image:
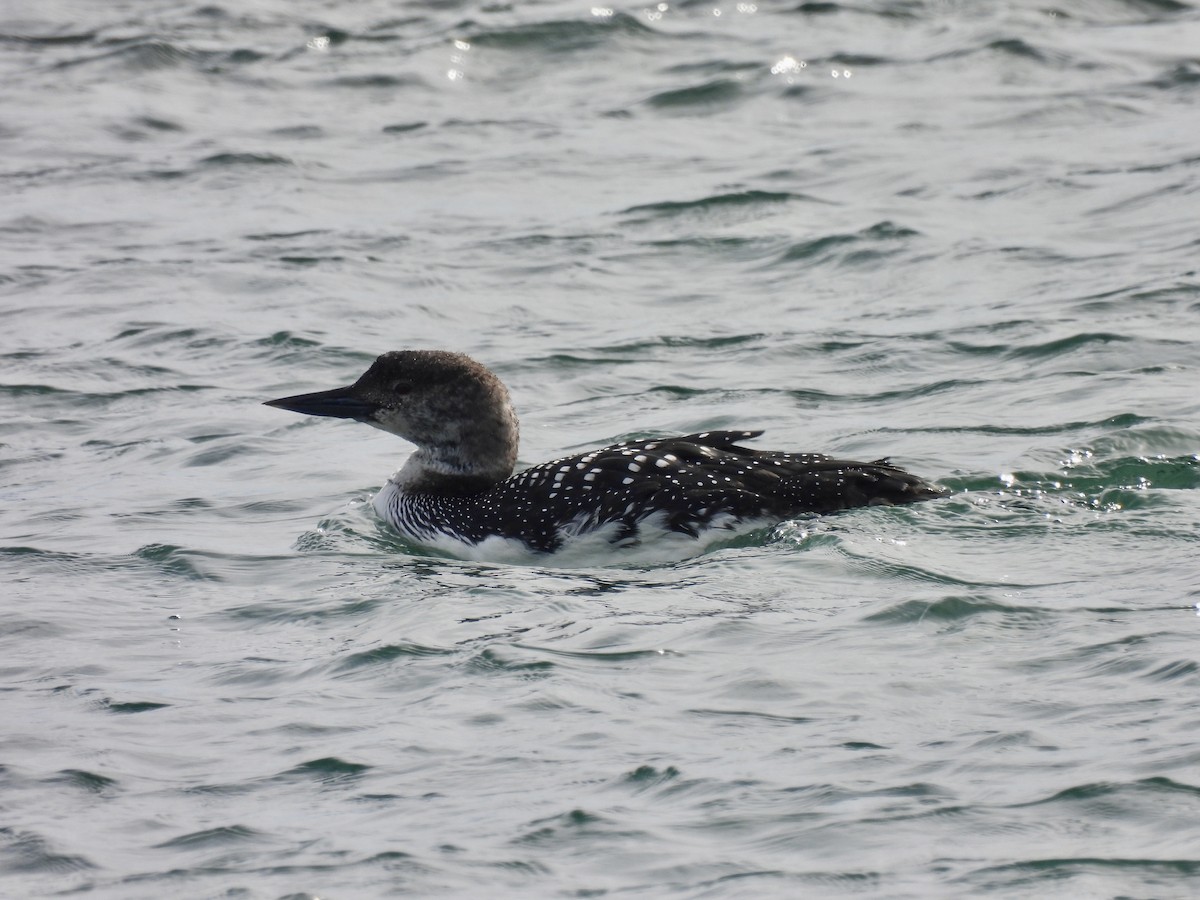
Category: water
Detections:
[{"x1": 3, "y1": 0, "x2": 1200, "y2": 896}]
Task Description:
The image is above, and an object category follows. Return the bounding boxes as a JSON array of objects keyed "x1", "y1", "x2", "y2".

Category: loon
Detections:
[{"x1": 265, "y1": 350, "x2": 945, "y2": 557}]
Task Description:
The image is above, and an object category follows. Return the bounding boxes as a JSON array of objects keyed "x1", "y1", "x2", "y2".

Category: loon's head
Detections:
[{"x1": 265, "y1": 350, "x2": 520, "y2": 485}]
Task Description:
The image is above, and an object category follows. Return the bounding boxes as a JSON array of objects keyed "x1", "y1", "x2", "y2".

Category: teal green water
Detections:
[{"x1": 3, "y1": 1, "x2": 1200, "y2": 897}]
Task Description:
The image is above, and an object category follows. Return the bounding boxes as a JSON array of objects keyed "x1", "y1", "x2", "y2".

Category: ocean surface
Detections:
[{"x1": 3, "y1": 0, "x2": 1200, "y2": 897}]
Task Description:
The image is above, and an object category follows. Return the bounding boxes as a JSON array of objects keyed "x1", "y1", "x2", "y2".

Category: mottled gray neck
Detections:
[{"x1": 390, "y1": 412, "x2": 519, "y2": 495}]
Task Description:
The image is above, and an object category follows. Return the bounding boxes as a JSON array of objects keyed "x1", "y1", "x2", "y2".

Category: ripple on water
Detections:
[
  {"x1": 152, "y1": 824, "x2": 264, "y2": 850},
  {"x1": 960, "y1": 857, "x2": 1200, "y2": 897},
  {"x1": 464, "y1": 13, "x2": 654, "y2": 54},
  {"x1": 0, "y1": 831, "x2": 95, "y2": 876},
  {"x1": 863, "y1": 594, "x2": 1053, "y2": 626},
  {"x1": 331, "y1": 642, "x2": 456, "y2": 674},
  {"x1": 646, "y1": 78, "x2": 745, "y2": 111},
  {"x1": 620, "y1": 189, "x2": 808, "y2": 221},
  {"x1": 45, "y1": 769, "x2": 120, "y2": 794},
  {"x1": 275, "y1": 757, "x2": 372, "y2": 783}
]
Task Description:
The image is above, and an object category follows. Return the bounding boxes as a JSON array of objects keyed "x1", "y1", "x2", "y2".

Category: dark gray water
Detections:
[{"x1": 4, "y1": 0, "x2": 1200, "y2": 896}]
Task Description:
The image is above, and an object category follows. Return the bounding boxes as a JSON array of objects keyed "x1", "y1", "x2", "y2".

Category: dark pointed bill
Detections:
[{"x1": 264, "y1": 385, "x2": 378, "y2": 421}]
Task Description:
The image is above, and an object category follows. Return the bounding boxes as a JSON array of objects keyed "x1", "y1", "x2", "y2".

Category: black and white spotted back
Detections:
[{"x1": 380, "y1": 430, "x2": 942, "y2": 553}]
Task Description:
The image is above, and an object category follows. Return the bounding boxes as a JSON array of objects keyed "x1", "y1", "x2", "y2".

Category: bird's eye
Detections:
[{"x1": 391, "y1": 381, "x2": 414, "y2": 396}]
